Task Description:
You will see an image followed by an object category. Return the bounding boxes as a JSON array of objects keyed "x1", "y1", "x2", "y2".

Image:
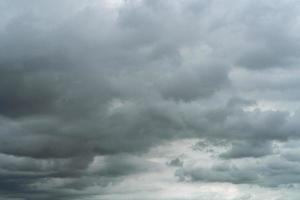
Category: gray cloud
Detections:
[
  {"x1": 167, "y1": 157, "x2": 184, "y2": 167},
  {"x1": 1, "y1": 0, "x2": 300, "y2": 199},
  {"x1": 176, "y1": 155, "x2": 300, "y2": 187},
  {"x1": 220, "y1": 141, "x2": 274, "y2": 159}
]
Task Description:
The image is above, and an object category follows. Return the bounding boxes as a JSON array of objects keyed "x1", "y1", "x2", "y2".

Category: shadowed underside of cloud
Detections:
[{"x1": 1, "y1": 0, "x2": 300, "y2": 199}]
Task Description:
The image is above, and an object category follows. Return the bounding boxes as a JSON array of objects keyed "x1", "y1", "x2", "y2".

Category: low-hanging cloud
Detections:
[{"x1": 1, "y1": 0, "x2": 300, "y2": 199}]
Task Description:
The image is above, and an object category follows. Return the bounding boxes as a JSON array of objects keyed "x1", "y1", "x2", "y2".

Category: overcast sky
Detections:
[{"x1": 1, "y1": 0, "x2": 300, "y2": 199}]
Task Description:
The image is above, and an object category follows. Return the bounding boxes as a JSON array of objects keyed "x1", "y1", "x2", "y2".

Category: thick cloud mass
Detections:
[{"x1": 1, "y1": 0, "x2": 300, "y2": 199}]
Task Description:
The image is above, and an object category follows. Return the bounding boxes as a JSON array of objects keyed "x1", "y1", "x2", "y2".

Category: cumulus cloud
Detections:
[{"x1": 1, "y1": 0, "x2": 300, "y2": 199}]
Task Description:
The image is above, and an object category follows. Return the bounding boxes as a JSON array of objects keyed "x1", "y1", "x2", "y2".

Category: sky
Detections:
[{"x1": 1, "y1": 0, "x2": 300, "y2": 199}]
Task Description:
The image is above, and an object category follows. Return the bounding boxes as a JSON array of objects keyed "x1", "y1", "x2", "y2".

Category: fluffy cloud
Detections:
[{"x1": 1, "y1": 0, "x2": 300, "y2": 199}]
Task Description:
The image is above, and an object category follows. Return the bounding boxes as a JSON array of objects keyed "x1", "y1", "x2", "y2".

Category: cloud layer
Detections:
[{"x1": 1, "y1": 0, "x2": 300, "y2": 199}]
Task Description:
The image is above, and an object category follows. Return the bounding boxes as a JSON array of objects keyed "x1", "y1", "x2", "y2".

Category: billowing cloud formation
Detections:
[{"x1": 1, "y1": 0, "x2": 300, "y2": 199}]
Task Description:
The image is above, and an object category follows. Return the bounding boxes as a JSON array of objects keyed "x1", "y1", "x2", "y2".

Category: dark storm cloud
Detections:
[{"x1": 1, "y1": 0, "x2": 300, "y2": 199}]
